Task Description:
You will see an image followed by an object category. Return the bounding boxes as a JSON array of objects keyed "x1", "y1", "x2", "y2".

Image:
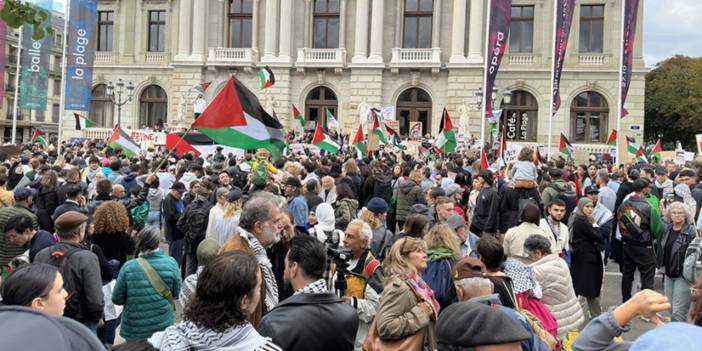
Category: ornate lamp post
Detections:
[{"x1": 106, "y1": 78, "x2": 135, "y2": 127}]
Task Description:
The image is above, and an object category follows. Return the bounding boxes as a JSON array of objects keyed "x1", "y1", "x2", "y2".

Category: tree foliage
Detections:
[
  {"x1": 645, "y1": 55, "x2": 702, "y2": 150},
  {"x1": 1, "y1": 0, "x2": 54, "y2": 40}
]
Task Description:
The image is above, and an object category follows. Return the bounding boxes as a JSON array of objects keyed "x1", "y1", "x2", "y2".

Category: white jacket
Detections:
[
  {"x1": 503, "y1": 222, "x2": 556, "y2": 260},
  {"x1": 539, "y1": 218, "x2": 570, "y2": 253},
  {"x1": 529, "y1": 254, "x2": 585, "y2": 339}
]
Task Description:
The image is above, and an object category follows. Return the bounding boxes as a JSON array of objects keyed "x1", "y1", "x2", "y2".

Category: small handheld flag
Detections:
[
  {"x1": 32, "y1": 129, "x2": 47, "y2": 145},
  {"x1": 559, "y1": 133, "x2": 574, "y2": 160},
  {"x1": 258, "y1": 66, "x2": 275, "y2": 89},
  {"x1": 74, "y1": 113, "x2": 94, "y2": 130},
  {"x1": 312, "y1": 125, "x2": 340, "y2": 154}
]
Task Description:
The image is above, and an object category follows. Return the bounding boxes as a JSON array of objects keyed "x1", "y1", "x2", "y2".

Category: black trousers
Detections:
[{"x1": 620, "y1": 243, "x2": 656, "y2": 302}]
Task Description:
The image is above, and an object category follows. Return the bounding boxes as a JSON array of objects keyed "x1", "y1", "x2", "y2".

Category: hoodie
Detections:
[
  {"x1": 149, "y1": 320, "x2": 281, "y2": 351},
  {"x1": 395, "y1": 177, "x2": 425, "y2": 222},
  {"x1": 309, "y1": 203, "x2": 344, "y2": 246},
  {"x1": 179, "y1": 172, "x2": 198, "y2": 191}
]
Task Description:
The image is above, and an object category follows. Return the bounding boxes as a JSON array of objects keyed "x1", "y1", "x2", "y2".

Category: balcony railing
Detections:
[
  {"x1": 390, "y1": 48, "x2": 441, "y2": 67},
  {"x1": 507, "y1": 54, "x2": 534, "y2": 65},
  {"x1": 578, "y1": 54, "x2": 608, "y2": 65},
  {"x1": 296, "y1": 48, "x2": 345, "y2": 67},
  {"x1": 145, "y1": 52, "x2": 167, "y2": 64},
  {"x1": 95, "y1": 52, "x2": 113, "y2": 63},
  {"x1": 207, "y1": 47, "x2": 256, "y2": 65},
  {"x1": 81, "y1": 127, "x2": 113, "y2": 140}
]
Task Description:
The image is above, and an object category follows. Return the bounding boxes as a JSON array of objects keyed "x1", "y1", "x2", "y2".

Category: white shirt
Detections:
[{"x1": 539, "y1": 217, "x2": 570, "y2": 252}]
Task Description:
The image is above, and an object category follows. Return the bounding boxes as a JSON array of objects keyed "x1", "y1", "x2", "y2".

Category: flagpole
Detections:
[
  {"x1": 10, "y1": 27, "x2": 22, "y2": 144},
  {"x1": 479, "y1": 0, "x2": 492, "y2": 153},
  {"x1": 615, "y1": 0, "x2": 625, "y2": 165},
  {"x1": 152, "y1": 123, "x2": 195, "y2": 173},
  {"x1": 547, "y1": 0, "x2": 558, "y2": 161},
  {"x1": 56, "y1": 0, "x2": 71, "y2": 156}
]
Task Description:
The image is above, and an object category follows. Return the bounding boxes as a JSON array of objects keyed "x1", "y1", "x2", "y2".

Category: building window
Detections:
[
  {"x1": 148, "y1": 10, "x2": 166, "y2": 52},
  {"x1": 7, "y1": 72, "x2": 15, "y2": 91},
  {"x1": 501, "y1": 90, "x2": 538, "y2": 142},
  {"x1": 53, "y1": 79, "x2": 61, "y2": 96},
  {"x1": 403, "y1": 0, "x2": 433, "y2": 48},
  {"x1": 313, "y1": 0, "x2": 340, "y2": 48},
  {"x1": 8, "y1": 45, "x2": 17, "y2": 61},
  {"x1": 396, "y1": 87, "x2": 432, "y2": 136},
  {"x1": 228, "y1": 0, "x2": 253, "y2": 48},
  {"x1": 35, "y1": 110, "x2": 45, "y2": 122},
  {"x1": 579, "y1": 5, "x2": 604, "y2": 53},
  {"x1": 509, "y1": 6, "x2": 534, "y2": 53},
  {"x1": 139, "y1": 85, "x2": 167, "y2": 128},
  {"x1": 52, "y1": 103, "x2": 60, "y2": 123},
  {"x1": 54, "y1": 33, "x2": 62, "y2": 47},
  {"x1": 305, "y1": 86, "x2": 337, "y2": 129},
  {"x1": 90, "y1": 84, "x2": 114, "y2": 127},
  {"x1": 571, "y1": 91, "x2": 608, "y2": 143},
  {"x1": 97, "y1": 11, "x2": 114, "y2": 52}
]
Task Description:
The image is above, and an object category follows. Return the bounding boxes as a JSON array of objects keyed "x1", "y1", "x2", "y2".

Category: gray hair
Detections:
[
  {"x1": 239, "y1": 192, "x2": 278, "y2": 232},
  {"x1": 523, "y1": 234, "x2": 552, "y2": 256},
  {"x1": 348, "y1": 219, "x2": 373, "y2": 248},
  {"x1": 664, "y1": 201, "x2": 693, "y2": 224},
  {"x1": 135, "y1": 226, "x2": 161, "y2": 254},
  {"x1": 454, "y1": 277, "x2": 494, "y2": 300}
]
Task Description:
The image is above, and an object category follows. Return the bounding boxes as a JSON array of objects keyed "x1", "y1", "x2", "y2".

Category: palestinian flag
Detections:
[
  {"x1": 606, "y1": 129, "x2": 617, "y2": 146},
  {"x1": 74, "y1": 113, "x2": 94, "y2": 130},
  {"x1": 292, "y1": 104, "x2": 305, "y2": 128},
  {"x1": 312, "y1": 124, "x2": 340, "y2": 154},
  {"x1": 480, "y1": 147, "x2": 489, "y2": 170},
  {"x1": 108, "y1": 126, "x2": 140, "y2": 157},
  {"x1": 370, "y1": 109, "x2": 388, "y2": 144},
  {"x1": 559, "y1": 133, "x2": 574, "y2": 160},
  {"x1": 166, "y1": 132, "x2": 248, "y2": 157},
  {"x1": 635, "y1": 145, "x2": 648, "y2": 163},
  {"x1": 651, "y1": 139, "x2": 662, "y2": 162},
  {"x1": 192, "y1": 77, "x2": 285, "y2": 159},
  {"x1": 352, "y1": 124, "x2": 367, "y2": 157},
  {"x1": 258, "y1": 66, "x2": 275, "y2": 89},
  {"x1": 384, "y1": 123, "x2": 405, "y2": 149},
  {"x1": 326, "y1": 109, "x2": 340, "y2": 130},
  {"x1": 435, "y1": 108, "x2": 457, "y2": 153},
  {"x1": 626, "y1": 136, "x2": 639, "y2": 155},
  {"x1": 533, "y1": 147, "x2": 544, "y2": 167},
  {"x1": 32, "y1": 129, "x2": 47, "y2": 145},
  {"x1": 193, "y1": 81, "x2": 212, "y2": 94}
]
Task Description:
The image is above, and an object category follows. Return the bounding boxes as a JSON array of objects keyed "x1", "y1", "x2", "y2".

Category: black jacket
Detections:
[
  {"x1": 162, "y1": 193, "x2": 185, "y2": 242},
  {"x1": 471, "y1": 186, "x2": 500, "y2": 234},
  {"x1": 258, "y1": 292, "x2": 359, "y2": 351},
  {"x1": 52, "y1": 200, "x2": 87, "y2": 220},
  {"x1": 56, "y1": 181, "x2": 87, "y2": 206},
  {"x1": 35, "y1": 186, "x2": 59, "y2": 232}
]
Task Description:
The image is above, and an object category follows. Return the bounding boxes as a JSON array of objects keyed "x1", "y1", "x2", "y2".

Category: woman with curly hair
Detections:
[
  {"x1": 90, "y1": 201, "x2": 136, "y2": 265},
  {"x1": 148, "y1": 252, "x2": 281, "y2": 351}
]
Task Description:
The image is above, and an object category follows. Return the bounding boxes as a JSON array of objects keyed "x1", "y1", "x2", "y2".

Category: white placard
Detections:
[
  {"x1": 380, "y1": 106, "x2": 395, "y2": 121},
  {"x1": 503, "y1": 142, "x2": 524, "y2": 163}
]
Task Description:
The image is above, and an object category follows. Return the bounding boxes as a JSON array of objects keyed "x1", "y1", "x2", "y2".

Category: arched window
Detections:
[
  {"x1": 501, "y1": 90, "x2": 538, "y2": 142},
  {"x1": 396, "y1": 87, "x2": 432, "y2": 136},
  {"x1": 313, "y1": 0, "x2": 340, "y2": 48},
  {"x1": 139, "y1": 85, "x2": 167, "y2": 128},
  {"x1": 571, "y1": 91, "x2": 608, "y2": 143},
  {"x1": 228, "y1": 0, "x2": 253, "y2": 48},
  {"x1": 403, "y1": 0, "x2": 433, "y2": 48},
  {"x1": 90, "y1": 84, "x2": 114, "y2": 127},
  {"x1": 305, "y1": 86, "x2": 337, "y2": 129}
]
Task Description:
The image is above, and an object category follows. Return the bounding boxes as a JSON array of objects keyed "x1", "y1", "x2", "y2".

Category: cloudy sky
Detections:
[{"x1": 51, "y1": 0, "x2": 700, "y2": 67}]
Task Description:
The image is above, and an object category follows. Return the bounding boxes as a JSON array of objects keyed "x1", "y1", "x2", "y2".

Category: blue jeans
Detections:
[
  {"x1": 168, "y1": 239, "x2": 184, "y2": 267},
  {"x1": 664, "y1": 276, "x2": 692, "y2": 321},
  {"x1": 146, "y1": 211, "x2": 161, "y2": 229},
  {"x1": 82, "y1": 321, "x2": 98, "y2": 335},
  {"x1": 98, "y1": 314, "x2": 121, "y2": 347}
]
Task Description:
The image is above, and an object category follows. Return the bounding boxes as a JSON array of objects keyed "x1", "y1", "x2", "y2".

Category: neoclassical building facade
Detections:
[{"x1": 77, "y1": 0, "x2": 646, "y2": 150}]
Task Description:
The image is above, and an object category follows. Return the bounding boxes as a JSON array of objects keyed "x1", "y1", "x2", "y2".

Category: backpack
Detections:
[
  {"x1": 422, "y1": 259, "x2": 456, "y2": 309},
  {"x1": 550, "y1": 184, "x2": 577, "y2": 223},
  {"x1": 683, "y1": 236, "x2": 702, "y2": 284},
  {"x1": 372, "y1": 176, "x2": 393, "y2": 203},
  {"x1": 179, "y1": 202, "x2": 211, "y2": 241},
  {"x1": 130, "y1": 202, "x2": 150, "y2": 227},
  {"x1": 46, "y1": 246, "x2": 82, "y2": 315},
  {"x1": 618, "y1": 202, "x2": 650, "y2": 243},
  {"x1": 252, "y1": 162, "x2": 269, "y2": 187}
]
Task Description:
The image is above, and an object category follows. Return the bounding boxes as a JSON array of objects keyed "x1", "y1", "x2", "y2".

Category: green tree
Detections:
[
  {"x1": 645, "y1": 55, "x2": 702, "y2": 150},
  {"x1": 1, "y1": 0, "x2": 54, "y2": 40}
]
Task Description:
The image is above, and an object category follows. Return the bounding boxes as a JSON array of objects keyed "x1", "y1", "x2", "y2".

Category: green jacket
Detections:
[{"x1": 112, "y1": 250, "x2": 182, "y2": 341}]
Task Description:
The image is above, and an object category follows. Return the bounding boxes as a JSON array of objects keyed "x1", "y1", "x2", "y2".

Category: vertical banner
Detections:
[
  {"x1": 482, "y1": 0, "x2": 512, "y2": 123},
  {"x1": 696, "y1": 134, "x2": 702, "y2": 155},
  {"x1": 65, "y1": 0, "x2": 98, "y2": 111},
  {"x1": 550, "y1": 0, "x2": 575, "y2": 116},
  {"x1": 0, "y1": 0, "x2": 6, "y2": 109},
  {"x1": 619, "y1": 0, "x2": 640, "y2": 118},
  {"x1": 19, "y1": 9, "x2": 52, "y2": 111}
]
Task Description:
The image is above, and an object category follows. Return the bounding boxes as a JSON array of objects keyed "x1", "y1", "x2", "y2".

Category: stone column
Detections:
[
  {"x1": 252, "y1": 0, "x2": 260, "y2": 56},
  {"x1": 432, "y1": 0, "x2": 441, "y2": 48},
  {"x1": 368, "y1": 0, "x2": 384, "y2": 62},
  {"x1": 176, "y1": 0, "x2": 191, "y2": 59},
  {"x1": 394, "y1": 0, "x2": 403, "y2": 47},
  {"x1": 262, "y1": 0, "x2": 278, "y2": 60},
  {"x1": 191, "y1": 0, "x2": 207, "y2": 60},
  {"x1": 352, "y1": 0, "x2": 369, "y2": 62},
  {"x1": 450, "y1": 0, "x2": 467, "y2": 63},
  {"x1": 339, "y1": 0, "x2": 347, "y2": 48},
  {"x1": 467, "y1": 0, "x2": 483, "y2": 63},
  {"x1": 278, "y1": 0, "x2": 293, "y2": 61},
  {"x1": 303, "y1": 0, "x2": 312, "y2": 47}
]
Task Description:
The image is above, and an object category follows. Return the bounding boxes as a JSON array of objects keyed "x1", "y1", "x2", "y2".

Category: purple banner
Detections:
[
  {"x1": 620, "y1": 0, "x2": 640, "y2": 118},
  {"x1": 550, "y1": 0, "x2": 575, "y2": 117},
  {"x1": 483, "y1": 0, "x2": 512, "y2": 123}
]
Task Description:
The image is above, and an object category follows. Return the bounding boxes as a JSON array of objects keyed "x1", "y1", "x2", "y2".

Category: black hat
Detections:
[
  {"x1": 584, "y1": 185, "x2": 600, "y2": 194},
  {"x1": 549, "y1": 168, "x2": 563, "y2": 178},
  {"x1": 170, "y1": 181, "x2": 187, "y2": 193},
  {"x1": 285, "y1": 177, "x2": 302, "y2": 188},
  {"x1": 655, "y1": 166, "x2": 667, "y2": 175},
  {"x1": 632, "y1": 178, "x2": 650, "y2": 191},
  {"x1": 13, "y1": 188, "x2": 36, "y2": 202},
  {"x1": 437, "y1": 302, "x2": 530, "y2": 348},
  {"x1": 227, "y1": 187, "x2": 243, "y2": 202},
  {"x1": 367, "y1": 197, "x2": 389, "y2": 214}
]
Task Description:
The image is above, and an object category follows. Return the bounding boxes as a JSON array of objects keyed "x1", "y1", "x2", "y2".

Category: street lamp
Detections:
[
  {"x1": 473, "y1": 87, "x2": 512, "y2": 111},
  {"x1": 106, "y1": 78, "x2": 135, "y2": 127}
]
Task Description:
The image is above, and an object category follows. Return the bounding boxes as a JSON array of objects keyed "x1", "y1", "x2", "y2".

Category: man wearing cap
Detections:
[
  {"x1": 366, "y1": 197, "x2": 393, "y2": 259},
  {"x1": 447, "y1": 214, "x2": 479, "y2": 258},
  {"x1": 444, "y1": 183, "x2": 466, "y2": 218},
  {"x1": 163, "y1": 181, "x2": 187, "y2": 267},
  {"x1": 285, "y1": 177, "x2": 308, "y2": 231},
  {"x1": 585, "y1": 185, "x2": 614, "y2": 228},
  {"x1": 0, "y1": 187, "x2": 39, "y2": 268},
  {"x1": 34, "y1": 211, "x2": 104, "y2": 332},
  {"x1": 617, "y1": 178, "x2": 664, "y2": 302}
]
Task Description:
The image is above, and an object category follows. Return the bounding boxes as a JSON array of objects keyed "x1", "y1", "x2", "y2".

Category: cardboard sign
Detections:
[
  {"x1": 384, "y1": 120, "x2": 400, "y2": 133},
  {"x1": 574, "y1": 149, "x2": 590, "y2": 164},
  {"x1": 380, "y1": 106, "x2": 395, "y2": 120},
  {"x1": 305, "y1": 121, "x2": 316, "y2": 131},
  {"x1": 675, "y1": 151, "x2": 685, "y2": 165},
  {"x1": 503, "y1": 142, "x2": 524, "y2": 163}
]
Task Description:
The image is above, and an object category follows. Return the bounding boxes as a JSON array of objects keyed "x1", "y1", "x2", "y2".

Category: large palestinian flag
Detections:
[
  {"x1": 108, "y1": 126, "x2": 140, "y2": 157},
  {"x1": 192, "y1": 77, "x2": 285, "y2": 159},
  {"x1": 435, "y1": 108, "x2": 456, "y2": 153},
  {"x1": 166, "y1": 132, "x2": 246, "y2": 157},
  {"x1": 312, "y1": 124, "x2": 340, "y2": 154}
]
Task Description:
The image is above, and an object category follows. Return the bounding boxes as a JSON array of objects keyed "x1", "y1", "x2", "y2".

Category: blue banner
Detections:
[
  {"x1": 19, "y1": 8, "x2": 52, "y2": 111},
  {"x1": 64, "y1": 0, "x2": 97, "y2": 111}
]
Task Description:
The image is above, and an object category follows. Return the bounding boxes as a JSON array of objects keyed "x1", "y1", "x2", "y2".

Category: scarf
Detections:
[
  {"x1": 427, "y1": 247, "x2": 455, "y2": 262},
  {"x1": 402, "y1": 272, "x2": 441, "y2": 318},
  {"x1": 239, "y1": 228, "x2": 279, "y2": 311},
  {"x1": 294, "y1": 278, "x2": 328, "y2": 295},
  {"x1": 503, "y1": 258, "x2": 542, "y2": 298},
  {"x1": 150, "y1": 320, "x2": 273, "y2": 351}
]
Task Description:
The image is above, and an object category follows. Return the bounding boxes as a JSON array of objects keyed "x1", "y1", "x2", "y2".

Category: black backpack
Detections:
[
  {"x1": 550, "y1": 184, "x2": 577, "y2": 223},
  {"x1": 46, "y1": 245, "x2": 82, "y2": 316},
  {"x1": 373, "y1": 176, "x2": 393, "y2": 203},
  {"x1": 178, "y1": 202, "x2": 212, "y2": 241}
]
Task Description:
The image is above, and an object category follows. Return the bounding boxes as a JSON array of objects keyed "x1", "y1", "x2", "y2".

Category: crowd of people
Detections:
[{"x1": 1, "y1": 137, "x2": 702, "y2": 351}]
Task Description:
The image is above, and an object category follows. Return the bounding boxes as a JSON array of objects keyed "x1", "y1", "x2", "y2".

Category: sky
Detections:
[{"x1": 50, "y1": 0, "x2": 701, "y2": 68}]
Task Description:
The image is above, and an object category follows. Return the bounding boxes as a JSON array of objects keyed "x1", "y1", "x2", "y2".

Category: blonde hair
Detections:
[
  {"x1": 359, "y1": 209, "x2": 380, "y2": 229},
  {"x1": 343, "y1": 159, "x2": 359, "y2": 175},
  {"x1": 223, "y1": 201, "x2": 242, "y2": 217},
  {"x1": 425, "y1": 223, "x2": 460, "y2": 257},
  {"x1": 383, "y1": 237, "x2": 428, "y2": 277}
]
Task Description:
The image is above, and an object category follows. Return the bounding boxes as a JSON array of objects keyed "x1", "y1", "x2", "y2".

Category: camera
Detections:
[
  {"x1": 325, "y1": 246, "x2": 352, "y2": 297},
  {"x1": 328, "y1": 247, "x2": 353, "y2": 264}
]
